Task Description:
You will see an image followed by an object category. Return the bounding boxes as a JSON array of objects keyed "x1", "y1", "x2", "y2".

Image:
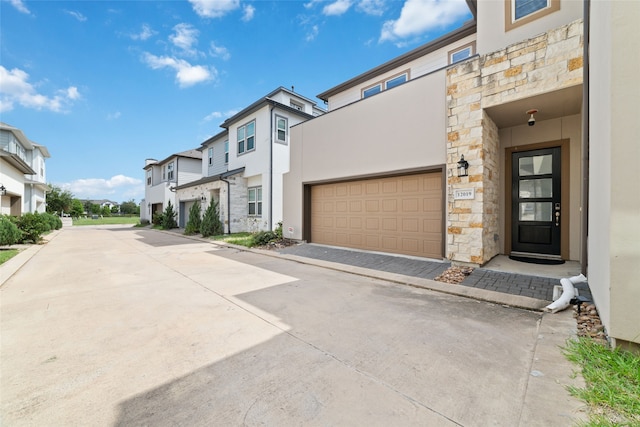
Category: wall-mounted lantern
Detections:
[
  {"x1": 0, "y1": 184, "x2": 6, "y2": 196},
  {"x1": 457, "y1": 155, "x2": 469, "y2": 177},
  {"x1": 200, "y1": 194, "x2": 206, "y2": 203}
]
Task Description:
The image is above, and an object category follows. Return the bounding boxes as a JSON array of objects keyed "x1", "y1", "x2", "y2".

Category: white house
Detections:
[
  {"x1": 0, "y1": 122, "x2": 50, "y2": 216},
  {"x1": 282, "y1": 0, "x2": 639, "y2": 348},
  {"x1": 141, "y1": 149, "x2": 202, "y2": 224},
  {"x1": 175, "y1": 87, "x2": 324, "y2": 233}
]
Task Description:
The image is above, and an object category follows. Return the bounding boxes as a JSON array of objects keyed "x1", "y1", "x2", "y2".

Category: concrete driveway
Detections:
[{"x1": 1, "y1": 226, "x2": 586, "y2": 426}]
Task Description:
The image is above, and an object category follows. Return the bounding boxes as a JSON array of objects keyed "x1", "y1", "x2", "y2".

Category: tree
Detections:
[
  {"x1": 101, "y1": 206, "x2": 111, "y2": 217},
  {"x1": 120, "y1": 200, "x2": 139, "y2": 215},
  {"x1": 160, "y1": 200, "x2": 177, "y2": 230},
  {"x1": 70, "y1": 199, "x2": 84, "y2": 217},
  {"x1": 46, "y1": 185, "x2": 73, "y2": 215},
  {"x1": 110, "y1": 205, "x2": 119, "y2": 214},
  {"x1": 184, "y1": 201, "x2": 201, "y2": 235},
  {"x1": 200, "y1": 199, "x2": 223, "y2": 237},
  {"x1": 90, "y1": 204, "x2": 101, "y2": 215}
]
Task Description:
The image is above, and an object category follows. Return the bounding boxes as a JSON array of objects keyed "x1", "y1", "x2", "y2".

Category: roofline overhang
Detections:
[
  {"x1": 0, "y1": 151, "x2": 37, "y2": 174},
  {"x1": 317, "y1": 20, "x2": 477, "y2": 102},
  {"x1": 174, "y1": 167, "x2": 246, "y2": 191}
]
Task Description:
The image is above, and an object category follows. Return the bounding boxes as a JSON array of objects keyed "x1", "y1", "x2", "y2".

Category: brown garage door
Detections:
[{"x1": 310, "y1": 172, "x2": 443, "y2": 259}]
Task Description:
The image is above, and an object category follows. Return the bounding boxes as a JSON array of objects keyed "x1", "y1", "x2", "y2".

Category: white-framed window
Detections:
[
  {"x1": 224, "y1": 140, "x2": 229, "y2": 164},
  {"x1": 248, "y1": 186, "x2": 262, "y2": 216},
  {"x1": 276, "y1": 115, "x2": 288, "y2": 144},
  {"x1": 162, "y1": 165, "x2": 166, "y2": 180},
  {"x1": 167, "y1": 161, "x2": 174, "y2": 181},
  {"x1": 290, "y1": 100, "x2": 304, "y2": 111},
  {"x1": 505, "y1": 0, "x2": 560, "y2": 31},
  {"x1": 146, "y1": 170, "x2": 152, "y2": 186},
  {"x1": 362, "y1": 71, "x2": 409, "y2": 99},
  {"x1": 208, "y1": 147, "x2": 213, "y2": 165},
  {"x1": 448, "y1": 42, "x2": 476, "y2": 64},
  {"x1": 237, "y1": 121, "x2": 255, "y2": 154}
]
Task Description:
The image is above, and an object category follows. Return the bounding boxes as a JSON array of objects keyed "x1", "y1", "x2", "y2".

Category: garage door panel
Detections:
[{"x1": 311, "y1": 172, "x2": 442, "y2": 258}]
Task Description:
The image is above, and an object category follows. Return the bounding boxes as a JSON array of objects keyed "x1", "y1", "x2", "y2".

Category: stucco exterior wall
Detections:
[
  {"x1": 283, "y1": 70, "x2": 447, "y2": 241},
  {"x1": 589, "y1": 0, "x2": 640, "y2": 347}
]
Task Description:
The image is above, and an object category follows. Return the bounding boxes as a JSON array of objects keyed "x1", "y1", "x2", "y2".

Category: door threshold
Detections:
[
  {"x1": 509, "y1": 251, "x2": 564, "y2": 265},
  {"x1": 510, "y1": 251, "x2": 562, "y2": 261}
]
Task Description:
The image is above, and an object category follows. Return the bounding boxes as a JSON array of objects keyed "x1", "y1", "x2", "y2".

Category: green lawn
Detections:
[
  {"x1": 564, "y1": 337, "x2": 640, "y2": 426},
  {"x1": 211, "y1": 232, "x2": 254, "y2": 247},
  {"x1": 73, "y1": 216, "x2": 141, "y2": 226},
  {"x1": 0, "y1": 249, "x2": 19, "y2": 265}
]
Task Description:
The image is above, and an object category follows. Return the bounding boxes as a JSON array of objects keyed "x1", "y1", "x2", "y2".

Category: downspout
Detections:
[
  {"x1": 581, "y1": 0, "x2": 590, "y2": 276},
  {"x1": 269, "y1": 102, "x2": 275, "y2": 231}
]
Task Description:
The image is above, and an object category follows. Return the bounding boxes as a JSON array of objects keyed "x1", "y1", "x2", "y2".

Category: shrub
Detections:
[
  {"x1": 274, "y1": 221, "x2": 283, "y2": 239},
  {"x1": 42, "y1": 212, "x2": 62, "y2": 230},
  {"x1": 251, "y1": 230, "x2": 278, "y2": 247},
  {"x1": 201, "y1": 199, "x2": 223, "y2": 238},
  {"x1": 15, "y1": 212, "x2": 49, "y2": 243},
  {"x1": 184, "y1": 201, "x2": 202, "y2": 235},
  {"x1": 160, "y1": 201, "x2": 178, "y2": 230},
  {"x1": 0, "y1": 216, "x2": 22, "y2": 246},
  {"x1": 152, "y1": 212, "x2": 162, "y2": 226}
]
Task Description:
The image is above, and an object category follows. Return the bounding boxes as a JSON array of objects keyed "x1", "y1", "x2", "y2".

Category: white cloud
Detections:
[
  {"x1": 188, "y1": 0, "x2": 240, "y2": 18},
  {"x1": 203, "y1": 109, "x2": 238, "y2": 122},
  {"x1": 170, "y1": 23, "x2": 199, "y2": 56},
  {"x1": 242, "y1": 4, "x2": 255, "y2": 22},
  {"x1": 9, "y1": 0, "x2": 30, "y2": 14},
  {"x1": 357, "y1": 0, "x2": 385, "y2": 16},
  {"x1": 306, "y1": 25, "x2": 319, "y2": 42},
  {"x1": 209, "y1": 42, "x2": 230, "y2": 60},
  {"x1": 130, "y1": 24, "x2": 156, "y2": 41},
  {"x1": 65, "y1": 10, "x2": 87, "y2": 22},
  {"x1": 380, "y1": 0, "x2": 470, "y2": 43},
  {"x1": 0, "y1": 66, "x2": 80, "y2": 113},
  {"x1": 323, "y1": 0, "x2": 352, "y2": 16},
  {"x1": 107, "y1": 111, "x2": 121, "y2": 120},
  {"x1": 142, "y1": 53, "x2": 215, "y2": 88},
  {"x1": 61, "y1": 175, "x2": 143, "y2": 201}
]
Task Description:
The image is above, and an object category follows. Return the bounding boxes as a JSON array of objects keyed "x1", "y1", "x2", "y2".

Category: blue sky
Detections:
[{"x1": 1, "y1": 0, "x2": 472, "y2": 204}]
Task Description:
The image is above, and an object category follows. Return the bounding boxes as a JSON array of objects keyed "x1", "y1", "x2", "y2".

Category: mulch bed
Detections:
[{"x1": 434, "y1": 266, "x2": 474, "y2": 284}]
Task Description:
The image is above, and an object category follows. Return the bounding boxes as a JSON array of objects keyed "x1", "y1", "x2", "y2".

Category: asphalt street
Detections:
[{"x1": 0, "y1": 225, "x2": 586, "y2": 426}]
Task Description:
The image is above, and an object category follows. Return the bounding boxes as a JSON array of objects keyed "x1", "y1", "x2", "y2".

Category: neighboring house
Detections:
[
  {"x1": 283, "y1": 1, "x2": 639, "y2": 348},
  {"x1": 175, "y1": 87, "x2": 324, "y2": 233},
  {"x1": 0, "y1": 122, "x2": 51, "y2": 216},
  {"x1": 81, "y1": 199, "x2": 119, "y2": 212},
  {"x1": 141, "y1": 149, "x2": 202, "y2": 224}
]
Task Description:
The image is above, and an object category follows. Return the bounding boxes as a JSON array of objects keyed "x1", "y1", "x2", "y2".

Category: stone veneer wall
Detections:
[{"x1": 446, "y1": 19, "x2": 583, "y2": 265}]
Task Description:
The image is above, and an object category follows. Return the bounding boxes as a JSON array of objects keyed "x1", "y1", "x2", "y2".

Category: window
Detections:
[
  {"x1": 147, "y1": 170, "x2": 152, "y2": 186},
  {"x1": 167, "y1": 161, "x2": 174, "y2": 181},
  {"x1": 224, "y1": 140, "x2": 229, "y2": 163},
  {"x1": 208, "y1": 147, "x2": 213, "y2": 165},
  {"x1": 290, "y1": 100, "x2": 304, "y2": 111},
  {"x1": 505, "y1": 0, "x2": 560, "y2": 31},
  {"x1": 248, "y1": 187, "x2": 262, "y2": 216},
  {"x1": 237, "y1": 121, "x2": 255, "y2": 154},
  {"x1": 276, "y1": 116, "x2": 288, "y2": 144},
  {"x1": 361, "y1": 71, "x2": 409, "y2": 99},
  {"x1": 448, "y1": 42, "x2": 476, "y2": 64}
]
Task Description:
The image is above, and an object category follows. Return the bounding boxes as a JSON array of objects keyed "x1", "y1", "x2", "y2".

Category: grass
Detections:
[
  {"x1": 563, "y1": 337, "x2": 640, "y2": 426},
  {"x1": 73, "y1": 216, "x2": 141, "y2": 226},
  {"x1": 211, "y1": 232, "x2": 254, "y2": 247},
  {"x1": 0, "y1": 249, "x2": 19, "y2": 265}
]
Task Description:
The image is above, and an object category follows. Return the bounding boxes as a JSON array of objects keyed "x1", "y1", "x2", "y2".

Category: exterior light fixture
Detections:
[
  {"x1": 457, "y1": 155, "x2": 469, "y2": 177},
  {"x1": 0, "y1": 184, "x2": 6, "y2": 196},
  {"x1": 527, "y1": 108, "x2": 538, "y2": 126},
  {"x1": 200, "y1": 195, "x2": 206, "y2": 202}
]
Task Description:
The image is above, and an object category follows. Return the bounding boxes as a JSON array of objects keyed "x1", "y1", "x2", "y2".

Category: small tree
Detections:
[
  {"x1": 70, "y1": 199, "x2": 84, "y2": 217},
  {"x1": 101, "y1": 206, "x2": 112, "y2": 217},
  {"x1": 200, "y1": 199, "x2": 223, "y2": 237},
  {"x1": 160, "y1": 200, "x2": 178, "y2": 230},
  {"x1": 45, "y1": 185, "x2": 73, "y2": 215},
  {"x1": 184, "y1": 201, "x2": 202, "y2": 235}
]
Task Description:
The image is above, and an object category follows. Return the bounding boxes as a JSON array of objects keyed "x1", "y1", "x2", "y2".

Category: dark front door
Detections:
[{"x1": 511, "y1": 147, "x2": 561, "y2": 258}]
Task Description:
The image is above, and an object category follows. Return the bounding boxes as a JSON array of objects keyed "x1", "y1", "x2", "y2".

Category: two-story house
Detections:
[
  {"x1": 141, "y1": 149, "x2": 202, "y2": 224},
  {"x1": 175, "y1": 87, "x2": 324, "y2": 233},
  {"x1": 283, "y1": 0, "x2": 639, "y2": 348},
  {"x1": 1, "y1": 122, "x2": 51, "y2": 216}
]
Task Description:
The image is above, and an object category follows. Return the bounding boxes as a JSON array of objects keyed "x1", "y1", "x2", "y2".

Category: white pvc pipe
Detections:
[{"x1": 545, "y1": 274, "x2": 588, "y2": 313}]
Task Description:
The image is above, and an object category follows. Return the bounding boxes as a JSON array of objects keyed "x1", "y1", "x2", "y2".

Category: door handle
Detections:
[{"x1": 555, "y1": 211, "x2": 560, "y2": 226}]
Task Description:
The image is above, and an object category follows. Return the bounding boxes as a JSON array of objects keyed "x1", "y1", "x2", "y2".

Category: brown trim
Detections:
[
  {"x1": 448, "y1": 41, "x2": 477, "y2": 65},
  {"x1": 505, "y1": 0, "x2": 561, "y2": 32},
  {"x1": 302, "y1": 165, "x2": 444, "y2": 187},
  {"x1": 505, "y1": 139, "x2": 570, "y2": 259}
]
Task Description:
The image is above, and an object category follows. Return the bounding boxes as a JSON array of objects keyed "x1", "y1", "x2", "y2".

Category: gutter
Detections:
[{"x1": 581, "y1": 0, "x2": 590, "y2": 276}]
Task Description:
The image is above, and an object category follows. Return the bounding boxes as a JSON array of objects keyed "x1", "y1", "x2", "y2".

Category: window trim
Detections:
[
  {"x1": 290, "y1": 100, "x2": 304, "y2": 111},
  {"x1": 167, "y1": 161, "x2": 174, "y2": 181},
  {"x1": 208, "y1": 147, "x2": 213, "y2": 165},
  {"x1": 361, "y1": 70, "x2": 410, "y2": 99},
  {"x1": 237, "y1": 120, "x2": 256, "y2": 155},
  {"x1": 248, "y1": 186, "x2": 262, "y2": 217},
  {"x1": 448, "y1": 41, "x2": 476, "y2": 64},
  {"x1": 275, "y1": 115, "x2": 288, "y2": 145},
  {"x1": 505, "y1": 0, "x2": 560, "y2": 31},
  {"x1": 146, "y1": 170, "x2": 152, "y2": 186},
  {"x1": 224, "y1": 140, "x2": 229, "y2": 164}
]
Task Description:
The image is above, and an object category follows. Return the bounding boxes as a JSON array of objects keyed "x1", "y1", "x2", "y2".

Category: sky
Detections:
[{"x1": 0, "y1": 0, "x2": 472, "y2": 204}]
